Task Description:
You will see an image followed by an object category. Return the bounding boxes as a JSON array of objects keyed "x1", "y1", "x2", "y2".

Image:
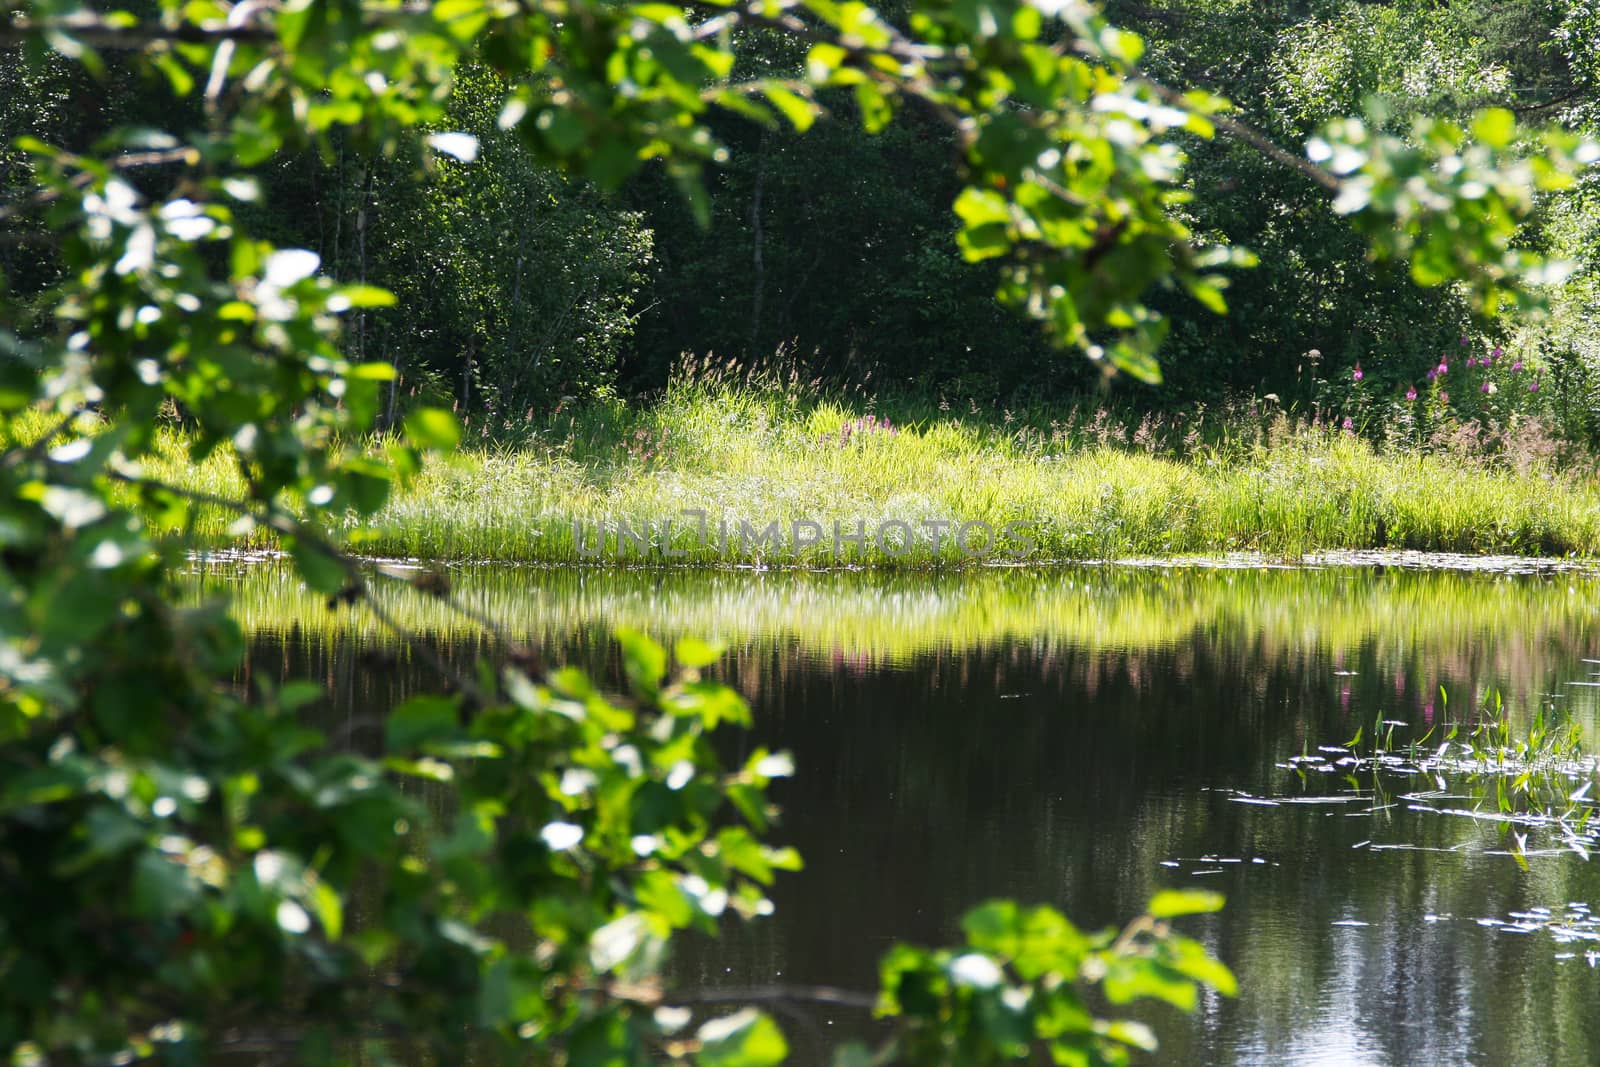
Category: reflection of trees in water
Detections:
[{"x1": 235, "y1": 566, "x2": 1600, "y2": 1067}]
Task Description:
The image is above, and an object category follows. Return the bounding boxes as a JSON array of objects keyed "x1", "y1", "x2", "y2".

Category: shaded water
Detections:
[{"x1": 205, "y1": 562, "x2": 1600, "y2": 1065}]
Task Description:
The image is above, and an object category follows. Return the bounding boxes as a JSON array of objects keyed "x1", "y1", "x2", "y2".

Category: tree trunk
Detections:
[{"x1": 748, "y1": 132, "x2": 769, "y2": 354}]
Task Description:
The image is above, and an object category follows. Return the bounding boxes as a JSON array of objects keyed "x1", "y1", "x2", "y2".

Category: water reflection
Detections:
[{"x1": 208, "y1": 563, "x2": 1600, "y2": 1066}]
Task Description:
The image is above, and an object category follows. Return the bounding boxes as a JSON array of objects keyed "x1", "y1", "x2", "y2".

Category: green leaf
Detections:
[
  {"x1": 1164, "y1": 937, "x2": 1238, "y2": 996},
  {"x1": 957, "y1": 222, "x2": 1011, "y2": 261},
  {"x1": 403, "y1": 407, "x2": 461, "y2": 450},
  {"x1": 289, "y1": 536, "x2": 351, "y2": 595},
  {"x1": 831, "y1": 1044, "x2": 875, "y2": 1067},
  {"x1": 310, "y1": 881, "x2": 344, "y2": 940},
  {"x1": 336, "y1": 285, "x2": 397, "y2": 309},
  {"x1": 385, "y1": 695, "x2": 461, "y2": 750},
  {"x1": 854, "y1": 82, "x2": 892, "y2": 134},
  {"x1": 674, "y1": 636, "x2": 725, "y2": 669},
  {"x1": 764, "y1": 85, "x2": 818, "y2": 132},
  {"x1": 953, "y1": 186, "x2": 1011, "y2": 228},
  {"x1": 696, "y1": 1008, "x2": 788, "y2": 1067},
  {"x1": 1147, "y1": 889, "x2": 1224, "y2": 919},
  {"x1": 132, "y1": 851, "x2": 199, "y2": 918},
  {"x1": 1106, "y1": 339, "x2": 1163, "y2": 385},
  {"x1": 1472, "y1": 108, "x2": 1516, "y2": 149},
  {"x1": 1182, "y1": 276, "x2": 1229, "y2": 315},
  {"x1": 616, "y1": 627, "x2": 667, "y2": 698},
  {"x1": 537, "y1": 107, "x2": 589, "y2": 155},
  {"x1": 962, "y1": 899, "x2": 1021, "y2": 956},
  {"x1": 1098, "y1": 1019, "x2": 1157, "y2": 1051},
  {"x1": 1101, "y1": 959, "x2": 1198, "y2": 1011}
]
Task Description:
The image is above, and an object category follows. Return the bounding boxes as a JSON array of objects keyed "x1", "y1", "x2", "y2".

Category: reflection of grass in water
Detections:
[
  {"x1": 193, "y1": 562, "x2": 1600, "y2": 720},
  {"x1": 196, "y1": 560, "x2": 1600, "y2": 648}
]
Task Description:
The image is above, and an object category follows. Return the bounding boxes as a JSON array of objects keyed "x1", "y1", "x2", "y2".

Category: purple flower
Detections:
[
  {"x1": 1425, "y1": 368, "x2": 1437, "y2": 381},
  {"x1": 1460, "y1": 336, "x2": 1469, "y2": 346},
  {"x1": 1405, "y1": 386, "x2": 1417, "y2": 400},
  {"x1": 1440, "y1": 391, "x2": 1450, "y2": 404},
  {"x1": 1492, "y1": 346, "x2": 1503, "y2": 359},
  {"x1": 1530, "y1": 379, "x2": 1540, "y2": 393},
  {"x1": 1481, "y1": 381, "x2": 1491, "y2": 393},
  {"x1": 1437, "y1": 361, "x2": 1449, "y2": 376},
  {"x1": 1342, "y1": 416, "x2": 1354, "y2": 432},
  {"x1": 1511, "y1": 360, "x2": 1523, "y2": 372},
  {"x1": 1353, "y1": 363, "x2": 1364, "y2": 382}
]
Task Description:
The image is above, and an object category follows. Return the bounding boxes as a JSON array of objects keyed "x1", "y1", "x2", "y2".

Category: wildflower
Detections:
[
  {"x1": 1482, "y1": 382, "x2": 1497, "y2": 395},
  {"x1": 1492, "y1": 346, "x2": 1503, "y2": 359},
  {"x1": 1405, "y1": 387, "x2": 1417, "y2": 400},
  {"x1": 1436, "y1": 361, "x2": 1448, "y2": 376},
  {"x1": 1530, "y1": 378, "x2": 1540, "y2": 393},
  {"x1": 1460, "y1": 336, "x2": 1469, "y2": 346},
  {"x1": 1511, "y1": 360, "x2": 1523, "y2": 372},
  {"x1": 1352, "y1": 363, "x2": 1364, "y2": 382},
  {"x1": 1341, "y1": 416, "x2": 1354, "y2": 432},
  {"x1": 1439, "y1": 391, "x2": 1449, "y2": 404},
  {"x1": 1425, "y1": 368, "x2": 1437, "y2": 381}
]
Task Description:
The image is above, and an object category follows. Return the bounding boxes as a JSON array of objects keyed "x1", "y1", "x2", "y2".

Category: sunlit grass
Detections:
[
  {"x1": 14, "y1": 382, "x2": 1600, "y2": 565},
  {"x1": 353, "y1": 384, "x2": 1600, "y2": 563}
]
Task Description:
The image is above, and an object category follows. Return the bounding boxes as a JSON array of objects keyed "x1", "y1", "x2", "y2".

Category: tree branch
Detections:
[
  {"x1": 666, "y1": 983, "x2": 879, "y2": 1011},
  {"x1": 108, "y1": 469, "x2": 492, "y2": 704},
  {"x1": 1141, "y1": 78, "x2": 1340, "y2": 192},
  {"x1": 0, "y1": 146, "x2": 200, "y2": 223},
  {"x1": 0, "y1": 15, "x2": 274, "y2": 48}
]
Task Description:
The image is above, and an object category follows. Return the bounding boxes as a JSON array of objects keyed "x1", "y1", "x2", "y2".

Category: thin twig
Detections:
[
  {"x1": 666, "y1": 984, "x2": 879, "y2": 1011},
  {"x1": 369, "y1": 566, "x2": 540, "y2": 672},
  {"x1": 111, "y1": 469, "x2": 491, "y2": 702},
  {"x1": 1141, "y1": 78, "x2": 1339, "y2": 192}
]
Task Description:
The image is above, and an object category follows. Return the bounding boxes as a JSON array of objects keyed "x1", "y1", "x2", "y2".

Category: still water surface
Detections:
[{"x1": 206, "y1": 561, "x2": 1600, "y2": 1066}]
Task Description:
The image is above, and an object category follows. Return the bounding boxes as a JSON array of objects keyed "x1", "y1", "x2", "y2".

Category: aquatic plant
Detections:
[{"x1": 1284, "y1": 690, "x2": 1598, "y2": 867}]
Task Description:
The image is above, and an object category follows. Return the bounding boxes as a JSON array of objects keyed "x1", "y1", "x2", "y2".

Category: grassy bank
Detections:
[{"x1": 29, "y1": 381, "x2": 1600, "y2": 564}]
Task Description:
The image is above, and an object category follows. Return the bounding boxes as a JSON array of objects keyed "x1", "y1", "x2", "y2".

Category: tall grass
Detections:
[
  {"x1": 354, "y1": 379, "x2": 1600, "y2": 564},
  {"x1": 15, "y1": 375, "x2": 1600, "y2": 565}
]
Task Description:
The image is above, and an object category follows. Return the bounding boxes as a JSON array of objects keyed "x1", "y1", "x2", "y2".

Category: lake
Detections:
[{"x1": 198, "y1": 558, "x2": 1600, "y2": 1066}]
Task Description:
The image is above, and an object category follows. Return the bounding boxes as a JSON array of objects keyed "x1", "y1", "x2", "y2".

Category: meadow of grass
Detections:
[{"x1": 16, "y1": 368, "x2": 1600, "y2": 565}]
